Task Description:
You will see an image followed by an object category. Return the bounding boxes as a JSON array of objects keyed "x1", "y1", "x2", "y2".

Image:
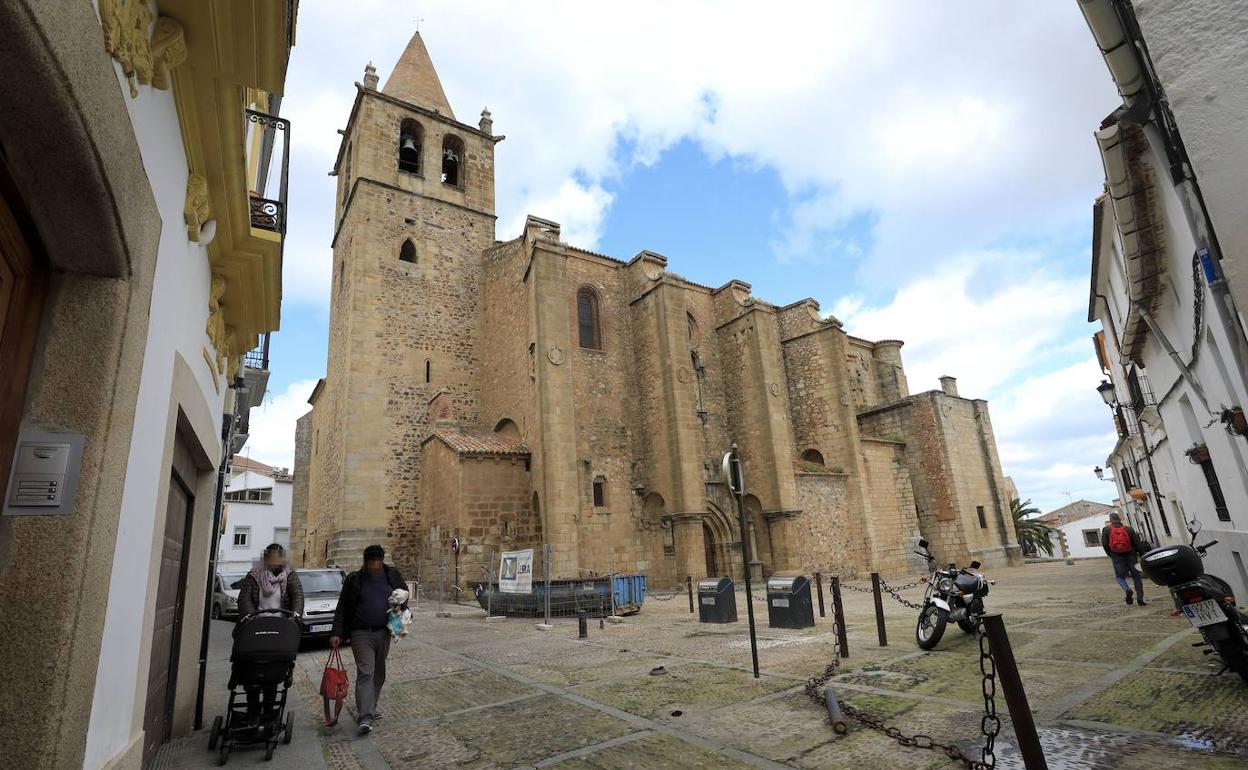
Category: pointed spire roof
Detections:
[{"x1": 382, "y1": 32, "x2": 454, "y2": 118}]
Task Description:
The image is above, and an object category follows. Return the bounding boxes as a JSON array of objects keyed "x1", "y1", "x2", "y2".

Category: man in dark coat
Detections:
[
  {"x1": 1100, "y1": 512, "x2": 1148, "y2": 606},
  {"x1": 330, "y1": 544, "x2": 408, "y2": 735}
]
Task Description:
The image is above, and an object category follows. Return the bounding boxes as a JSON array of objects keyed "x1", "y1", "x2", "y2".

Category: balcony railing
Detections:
[
  {"x1": 243, "y1": 332, "x2": 270, "y2": 371},
  {"x1": 245, "y1": 108, "x2": 290, "y2": 235}
]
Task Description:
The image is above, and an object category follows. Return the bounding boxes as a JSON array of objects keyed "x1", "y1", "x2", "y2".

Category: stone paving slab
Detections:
[
  {"x1": 1065, "y1": 668, "x2": 1248, "y2": 754},
  {"x1": 261, "y1": 561, "x2": 1248, "y2": 769},
  {"x1": 548, "y1": 732, "x2": 756, "y2": 769}
]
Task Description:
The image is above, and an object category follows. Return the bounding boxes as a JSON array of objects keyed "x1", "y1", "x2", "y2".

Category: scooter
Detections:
[
  {"x1": 1140, "y1": 520, "x2": 1248, "y2": 684},
  {"x1": 912, "y1": 538, "x2": 994, "y2": 650}
]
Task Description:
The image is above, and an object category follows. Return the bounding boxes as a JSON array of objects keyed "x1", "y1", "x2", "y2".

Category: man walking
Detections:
[
  {"x1": 330, "y1": 545, "x2": 409, "y2": 735},
  {"x1": 1100, "y1": 512, "x2": 1148, "y2": 606}
]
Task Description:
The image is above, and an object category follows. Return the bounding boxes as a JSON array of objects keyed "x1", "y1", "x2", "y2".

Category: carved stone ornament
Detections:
[
  {"x1": 768, "y1": 382, "x2": 782, "y2": 397},
  {"x1": 676, "y1": 367, "x2": 692, "y2": 384},
  {"x1": 100, "y1": 1, "x2": 187, "y2": 98},
  {"x1": 184, "y1": 174, "x2": 210, "y2": 241},
  {"x1": 546, "y1": 346, "x2": 565, "y2": 366},
  {"x1": 206, "y1": 274, "x2": 232, "y2": 376}
]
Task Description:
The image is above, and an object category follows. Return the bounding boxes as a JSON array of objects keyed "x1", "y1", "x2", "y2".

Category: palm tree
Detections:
[{"x1": 1011, "y1": 497, "x2": 1055, "y2": 557}]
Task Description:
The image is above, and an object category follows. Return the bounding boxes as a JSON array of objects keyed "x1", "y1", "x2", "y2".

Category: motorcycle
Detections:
[
  {"x1": 1140, "y1": 520, "x2": 1248, "y2": 684},
  {"x1": 912, "y1": 538, "x2": 994, "y2": 650}
]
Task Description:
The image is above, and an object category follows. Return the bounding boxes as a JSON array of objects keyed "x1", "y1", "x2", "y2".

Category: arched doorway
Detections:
[{"x1": 703, "y1": 521, "x2": 718, "y2": 576}]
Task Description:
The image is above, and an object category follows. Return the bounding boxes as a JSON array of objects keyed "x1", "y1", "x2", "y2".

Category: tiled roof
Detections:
[
  {"x1": 424, "y1": 427, "x2": 529, "y2": 456},
  {"x1": 1039, "y1": 500, "x2": 1113, "y2": 526},
  {"x1": 231, "y1": 455, "x2": 274, "y2": 475}
]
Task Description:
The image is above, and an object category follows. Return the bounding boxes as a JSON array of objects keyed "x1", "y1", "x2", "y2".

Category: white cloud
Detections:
[
  {"x1": 279, "y1": 1, "x2": 1118, "y2": 303},
  {"x1": 270, "y1": 3, "x2": 1123, "y2": 511},
  {"x1": 241, "y1": 379, "x2": 318, "y2": 472}
]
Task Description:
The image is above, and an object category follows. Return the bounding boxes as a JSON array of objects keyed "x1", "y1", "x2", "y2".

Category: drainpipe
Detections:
[
  {"x1": 193, "y1": 394, "x2": 239, "y2": 730},
  {"x1": 1139, "y1": 308, "x2": 1211, "y2": 413}
]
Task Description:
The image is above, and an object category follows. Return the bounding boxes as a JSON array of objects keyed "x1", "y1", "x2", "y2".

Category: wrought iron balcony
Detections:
[
  {"x1": 245, "y1": 108, "x2": 290, "y2": 235},
  {"x1": 243, "y1": 332, "x2": 270, "y2": 371}
]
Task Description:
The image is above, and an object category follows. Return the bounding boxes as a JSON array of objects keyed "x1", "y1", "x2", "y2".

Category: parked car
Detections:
[
  {"x1": 296, "y1": 568, "x2": 346, "y2": 641},
  {"x1": 212, "y1": 572, "x2": 246, "y2": 620}
]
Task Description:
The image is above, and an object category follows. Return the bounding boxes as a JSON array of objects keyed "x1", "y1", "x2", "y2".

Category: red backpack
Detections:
[{"x1": 1108, "y1": 524, "x2": 1133, "y2": 554}]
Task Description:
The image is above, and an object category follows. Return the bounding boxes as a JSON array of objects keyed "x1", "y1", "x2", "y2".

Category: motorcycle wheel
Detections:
[
  {"x1": 916, "y1": 604, "x2": 948, "y2": 650},
  {"x1": 957, "y1": 619, "x2": 977, "y2": 634},
  {"x1": 1220, "y1": 620, "x2": 1248, "y2": 685}
]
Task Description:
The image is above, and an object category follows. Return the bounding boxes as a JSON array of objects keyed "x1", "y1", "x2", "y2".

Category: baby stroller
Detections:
[{"x1": 208, "y1": 609, "x2": 301, "y2": 764}]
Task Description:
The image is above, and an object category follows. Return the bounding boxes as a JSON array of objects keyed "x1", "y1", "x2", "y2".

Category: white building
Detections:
[
  {"x1": 1079, "y1": 0, "x2": 1248, "y2": 601},
  {"x1": 218, "y1": 457, "x2": 294, "y2": 572},
  {"x1": 1038, "y1": 500, "x2": 1115, "y2": 560},
  {"x1": 0, "y1": 2, "x2": 295, "y2": 767}
]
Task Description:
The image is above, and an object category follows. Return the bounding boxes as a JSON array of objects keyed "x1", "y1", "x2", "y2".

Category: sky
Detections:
[{"x1": 245, "y1": 0, "x2": 1123, "y2": 514}]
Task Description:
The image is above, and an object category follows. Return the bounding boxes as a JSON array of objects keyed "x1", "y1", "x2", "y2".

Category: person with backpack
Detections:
[
  {"x1": 1100, "y1": 512, "x2": 1148, "y2": 606},
  {"x1": 330, "y1": 544, "x2": 409, "y2": 735}
]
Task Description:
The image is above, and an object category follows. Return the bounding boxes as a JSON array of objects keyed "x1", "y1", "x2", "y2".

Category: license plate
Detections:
[
  {"x1": 1182, "y1": 599, "x2": 1224, "y2": 629},
  {"x1": 771, "y1": 598, "x2": 789, "y2": 608},
  {"x1": 309, "y1": 623, "x2": 332, "y2": 633},
  {"x1": 700, "y1": 597, "x2": 715, "y2": 605}
]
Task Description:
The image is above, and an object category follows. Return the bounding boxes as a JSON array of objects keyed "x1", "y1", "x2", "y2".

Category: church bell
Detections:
[{"x1": 400, "y1": 135, "x2": 419, "y2": 161}]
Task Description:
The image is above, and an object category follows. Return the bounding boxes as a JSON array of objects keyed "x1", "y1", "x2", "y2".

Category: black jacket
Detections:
[
  {"x1": 331, "y1": 564, "x2": 408, "y2": 637},
  {"x1": 1100, "y1": 523, "x2": 1149, "y2": 558},
  {"x1": 233, "y1": 570, "x2": 305, "y2": 617}
]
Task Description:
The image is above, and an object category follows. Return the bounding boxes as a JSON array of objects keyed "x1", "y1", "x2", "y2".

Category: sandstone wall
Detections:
[{"x1": 290, "y1": 411, "x2": 312, "y2": 567}]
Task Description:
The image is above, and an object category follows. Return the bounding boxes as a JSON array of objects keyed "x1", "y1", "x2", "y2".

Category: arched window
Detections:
[
  {"x1": 441, "y1": 134, "x2": 464, "y2": 186},
  {"x1": 801, "y1": 449, "x2": 825, "y2": 467},
  {"x1": 424, "y1": 359, "x2": 431, "y2": 383},
  {"x1": 399, "y1": 119, "x2": 422, "y2": 174},
  {"x1": 494, "y1": 418, "x2": 520, "y2": 439},
  {"x1": 687, "y1": 312, "x2": 699, "y2": 343},
  {"x1": 576, "y1": 288, "x2": 601, "y2": 350},
  {"x1": 400, "y1": 239, "x2": 416, "y2": 264},
  {"x1": 592, "y1": 476, "x2": 607, "y2": 508}
]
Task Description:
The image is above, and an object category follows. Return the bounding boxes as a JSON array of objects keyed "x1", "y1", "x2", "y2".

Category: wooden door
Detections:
[
  {"x1": 0, "y1": 162, "x2": 47, "y2": 503},
  {"x1": 142, "y1": 468, "x2": 195, "y2": 765}
]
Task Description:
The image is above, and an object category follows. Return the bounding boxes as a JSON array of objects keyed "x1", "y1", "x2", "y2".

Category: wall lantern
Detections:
[
  {"x1": 1096, "y1": 380, "x2": 1117, "y2": 406},
  {"x1": 1093, "y1": 466, "x2": 1104, "y2": 480}
]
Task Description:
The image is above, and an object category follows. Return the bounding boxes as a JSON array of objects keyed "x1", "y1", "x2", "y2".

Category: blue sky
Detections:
[{"x1": 247, "y1": 1, "x2": 1124, "y2": 513}]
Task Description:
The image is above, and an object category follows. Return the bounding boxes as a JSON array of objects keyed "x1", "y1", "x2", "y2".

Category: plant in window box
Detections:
[
  {"x1": 1220, "y1": 406, "x2": 1248, "y2": 437},
  {"x1": 1127, "y1": 487, "x2": 1148, "y2": 501},
  {"x1": 1185, "y1": 443, "x2": 1211, "y2": 464}
]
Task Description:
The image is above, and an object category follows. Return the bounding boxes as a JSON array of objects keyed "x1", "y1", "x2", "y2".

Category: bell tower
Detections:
[{"x1": 314, "y1": 31, "x2": 501, "y2": 567}]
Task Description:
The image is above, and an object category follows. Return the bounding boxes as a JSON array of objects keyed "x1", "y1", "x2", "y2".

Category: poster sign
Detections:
[{"x1": 499, "y1": 548, "x2": 534, "y2": 594}]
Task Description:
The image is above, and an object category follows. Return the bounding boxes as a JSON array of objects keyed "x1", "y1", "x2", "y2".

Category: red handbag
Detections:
[{"x1": 320, "y1": 648, "x2": 349, "y2": 726}]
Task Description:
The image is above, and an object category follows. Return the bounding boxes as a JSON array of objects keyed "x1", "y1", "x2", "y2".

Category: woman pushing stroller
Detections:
[{"x1": 233, "y1": 543, "x2": 304, "y2": 724}]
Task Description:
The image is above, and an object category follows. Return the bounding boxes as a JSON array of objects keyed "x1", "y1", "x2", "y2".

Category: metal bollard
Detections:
[
  {"x1": 870, "y1": 572, "x2": 887, "y2": 647},
  {"x1": 578, "y1": 613, "x2": 588, "y2": 639},
  {"x1": 687, "y1": 575, "x2": 694, "y2": 613},
  {"x1": 830, "y1": 576, "x2": 849, "y2": 658},
  {"x1": 823, "y1": 687, "x2": 849, "y2": 734},
  {"x1": 982, "y1": 614, "x2": 1048, "y2": 769},
  {"x1": 815, "y1": 571, "x2": 826, "y2": 618}
]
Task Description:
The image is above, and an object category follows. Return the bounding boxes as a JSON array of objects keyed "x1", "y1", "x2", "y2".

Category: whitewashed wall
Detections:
[
  {"x1": 1094, "y1": 121, "x2": 1248, "y2": 602},
  {"x1": 83, "y1": 17, "x2": 226, "y2": 765},
  {"x1": 218, "y1": 474, "x2": 294, "y2": 572}
]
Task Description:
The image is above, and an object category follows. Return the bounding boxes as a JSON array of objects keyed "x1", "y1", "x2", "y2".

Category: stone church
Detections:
[{"x1": 292, "y1": 32, "x2": 1021, "y2": 588}]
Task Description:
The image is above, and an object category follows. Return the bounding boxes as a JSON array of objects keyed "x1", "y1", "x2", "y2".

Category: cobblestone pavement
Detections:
[{"x1": 264, "y1": 561, "x2": 1248, "y2": 769}]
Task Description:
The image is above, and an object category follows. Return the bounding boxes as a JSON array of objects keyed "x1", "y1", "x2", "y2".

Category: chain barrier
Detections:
[
  {"x1": 977, "y1": 618, "x2": 1000, "y2": 768},
  {"x1": 878, "y1": 578, "x2": 925, "y2": 610},
  {"x1": 648, "y1": 574, "x2": 688, "y2": 596},
  {"x1": 804, "y1": 576, "x2": 998, "y2": 769}
]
